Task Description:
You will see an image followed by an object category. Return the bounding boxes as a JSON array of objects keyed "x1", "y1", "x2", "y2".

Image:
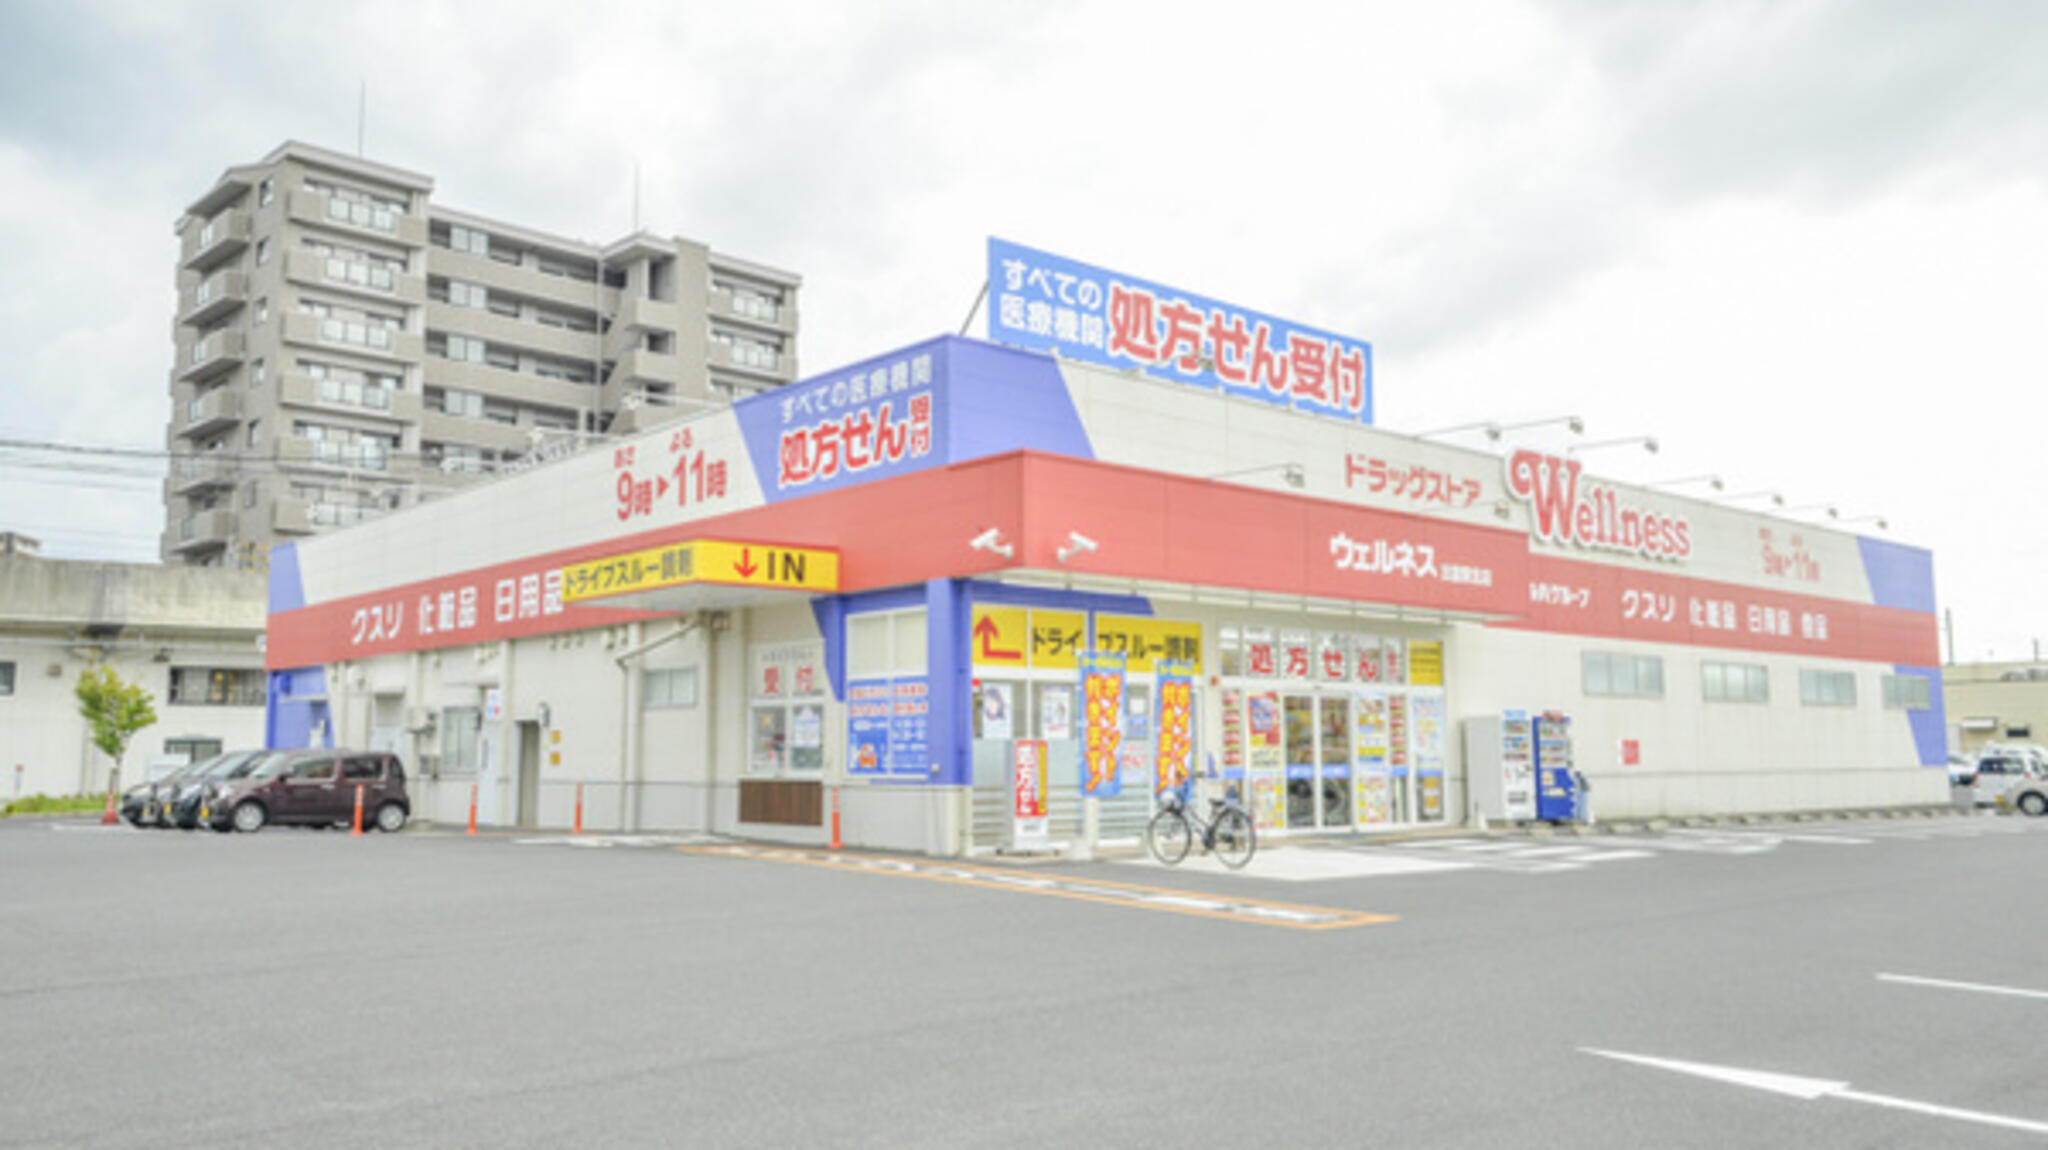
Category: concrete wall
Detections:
[{"x1": 0, "y1": 556, "x2": 267, "y2": 799}]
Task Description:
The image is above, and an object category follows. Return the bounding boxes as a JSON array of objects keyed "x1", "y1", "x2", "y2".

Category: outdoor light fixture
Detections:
[
  {"x1": 1207, "y1": 462, "x2": 1305, "y2": 488},
  {"x1": 1415, "y1": 419, "x2": 1503, "y2": 441},
  {"x1": 967, "y1": 528, "x2": 1014, "y2": 559},
  {"x1": 1721, "y1": 490, "x2": 1786, "y2": 507},
  {"x1": 1566, "y1": 435, "x2": 1658, "y2": 457},
  {"x1": 1056, "y1": 532, "x2": 1098, "y2": 564},
  {"x1": 1645, "y1": 474, "x2": 1724, "y2": 492}
]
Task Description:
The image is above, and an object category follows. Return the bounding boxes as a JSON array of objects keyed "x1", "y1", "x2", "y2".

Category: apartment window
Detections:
[
  {"x1": 250, "y1": 359, "x2": 266, "y2": 386},
  {"x1": 482, "y1": 400, "x2": 518, "y2": 426},
  {"x1": 1882, "y1": 673, "x2": 1933, "y2": 710},
  {"x1": 712, "y1": 329, "x2": 780, "y2": 370},
  {"x1": 1583, "y1": 651, "x2": 1664, "y2": 699},
  {"x1": 312, "y1": 180, "x2": 404, "y2": 234},
  {"x1": 716, "y1": 279, "x2": 782, "y2": 322},
  {"x1": 439, "y1": 389, "x2": 485, "y2": 418},
  {"x1": 1702, "y1": 660, "x2": 1769, "y2": 703},
  {"x1": 484, "y1": 346, "x2": 519, "y2": 371},
  {"x1": 441, "y1": 279, "x2": 488, "y2": 309},
  {"x1": 0, "y1": 661, "x2": 13, "y2": 695},
  {"x1": 258, "y1": 179, "x2": 274, "y2": 206},
  {"x1": 325, "y1": 252, "x2": 398, "y2": 292},
  {"x1": 447, "y1": 225, "x2": 490, "y2": 256},
  {"x1": 442, "y1": 334, "x2": 486, "y2": 364},
  {"x1": 535, "y1": 307, "x2": 595, "y2": 333},
  {"x1": 486, "y1": 294, "x2": 520, "y2": 319},
  {"x1": 643, "y1": 667, "x2": 700, "y2": 709},
  {"x1": 536, "y1": 255, "x2": 595, "y2": 283},
  {"x1": 1799, "y1": 669, "x2": 1858, "y2": 707},
  {"x1": 255, "y1": 238, "x2": 270, "y2": 265},
  {"x1": 242, "y1": 482, "x2": 259, "y2": 509},
  {"x1": 429, "y1": 443, "x2": 492, "y2": 474},
  {"x1": 169, "y1": 666, "x2": 265, "y2": 706},
  {"x1": 246, "y1": 419, "x2": 261, "y2": 447},
  {"x1": 255, "y1": 298, "x2": 269, "y2": 325},
  {"x1": 534, "y1": 359, "x2": 594, "y2": 384}
]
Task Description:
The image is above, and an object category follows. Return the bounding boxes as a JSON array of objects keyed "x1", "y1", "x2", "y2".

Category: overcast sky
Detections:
[{"x1": 1, "y1": 0, "x2": 2044, "y2": 660}]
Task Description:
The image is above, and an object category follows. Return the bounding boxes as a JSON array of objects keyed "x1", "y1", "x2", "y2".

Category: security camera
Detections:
[
  {"x1": 968, "y1": 528, "x2": 1014, "y2": 558},
  {"x1": 1056, "y1": 532, "x2": 1098, "y2": 563}
]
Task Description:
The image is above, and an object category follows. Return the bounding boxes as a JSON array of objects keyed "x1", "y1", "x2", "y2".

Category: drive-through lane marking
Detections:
[{"x1": 679, "y1": 845, "x2": 1397, "y2": 930}]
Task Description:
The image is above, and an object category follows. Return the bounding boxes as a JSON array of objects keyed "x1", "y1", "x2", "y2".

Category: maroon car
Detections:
[{"x1": 205, "y1": 749, "x2": 409, "y2": 833}]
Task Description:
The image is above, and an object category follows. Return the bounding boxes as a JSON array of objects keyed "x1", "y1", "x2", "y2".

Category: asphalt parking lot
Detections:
[{"x1": 4, "y1": 811, "x2": 2045, "y2": 1148}]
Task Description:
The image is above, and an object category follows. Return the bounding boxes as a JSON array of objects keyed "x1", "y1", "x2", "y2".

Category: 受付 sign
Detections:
[{"x1": 987, "y1": 238, "x2": 1373, "y2": 424}]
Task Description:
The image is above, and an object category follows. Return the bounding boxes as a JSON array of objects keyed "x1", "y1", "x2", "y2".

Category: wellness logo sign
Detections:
[
  {"x1": 1505, "y1": 449, "x2": 1693, "y2": 562},
  {"x1": 987, "y1": 238, "x2": 1373, "y2": 424}
]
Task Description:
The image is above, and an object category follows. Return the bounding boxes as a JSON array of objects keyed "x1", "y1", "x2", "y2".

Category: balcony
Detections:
[
  {"x1": 181, "y1": 210, "x2": 252, "y2": 272},
  {"x1": 276, "y1": 371, "x2": 423, "y2": 424},
  {"x1": 615, "y1": 294, "x2": 684, "y2": 335},
  {"x1": 278, "y1": 312, "x2": 424, "y2": 364},
  {"x1": 425, "y1": 301, "x2": 598, "y2": 363},
  {"x1": 170, "y1": 453, "x2": 239, "y2": 494},
  {"x1": 283, "y1": 248, "x2": 427, "y2": 307},
  {"x1": 710, "y1": 288, "x2": 797, "y2": 335},
  {"x1": 270, "y1": 496, "x2": 314, "y2": 535},
  {"x1": 169, "y1": 509, "x2": 235, "y2": 555},
  {"x1": 178, "y1": 330, "x2": 246, "y2": 384},
  {"x1": 708, "y1": 340, "x2": 794, "y2": 383},
  {"x1": 177, "y1": 387, "x2": 242, "y2": 438},
  {"x1": 286, "y1": 189, "x2": 428, "y2": 247},
  {"x1": 425, "y1": 246, "x2": 622, "y2": 314},
  {"x1": 179, "y1": 270, "x2": 248, "y2": 327}
]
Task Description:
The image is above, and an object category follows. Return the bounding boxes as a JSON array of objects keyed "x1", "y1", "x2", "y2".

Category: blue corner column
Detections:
[{"x1": 927, "y1": 578, "x2": 973, "y2": 787}]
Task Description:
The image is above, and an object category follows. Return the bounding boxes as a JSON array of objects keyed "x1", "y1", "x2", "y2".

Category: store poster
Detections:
[
  {"x1": 1040, "y1": 685, "x2": 1074, "y2": 741},
  {"x1": 1011, "y1": 739, "x2": 1049, "y2": 851},
  {"x1": 1154, "y1": 661, "x2": 1194, "y2": 798},
  {"x1": 1247, "y1": 690, "x2": 1285, "y2": 829},
  {"x1": 979, "y1": 681, "x2": 1015, "y2": 741},
  {"x1": 1354, "y1": 690, "x2": 1392, "y2": 825},
  {"x1": 846, "y1": 674, "x2": 930, "y2": 777},
  {"x1": 791, "y1": 703, "x2": 823, "y2": 750},
  {"x1": 1220, "y1": 687, "x2": 1246, "y2": 771},
  {"x1": 847, "y1": 679, "x2": 891, "y2": 775},
  {"x1": 1413, "y1": 691, "x2": 1446, "y2": 821},
  {"x1": 1080, "y1": 652, "x2": 1125, "y2": 798}
]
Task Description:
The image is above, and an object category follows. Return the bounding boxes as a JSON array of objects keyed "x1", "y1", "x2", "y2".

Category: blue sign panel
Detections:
[
  {"x1": 732, "y1": 340, "x2": 945, "y2": 503},
  {"x1": 987, "y1": 238, "x2": 1374, "y2": 424},
  {"x1": 846, "y1": 674, "x2": 932, "y2": 778}
]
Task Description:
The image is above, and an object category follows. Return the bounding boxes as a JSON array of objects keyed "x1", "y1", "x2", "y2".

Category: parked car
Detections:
[
  {"x1": 164, "y1": 750, "x2": 268, "y2": 830},
  {"x1": 2000, "y1": 776, "x2": 2048, "y2": 817},
  {"x1": 1948, "y1": 752, "x2": 1979, "y2": 787},
  {"x1": 1969, "y1": 752, "x2": 2045, "y2": 807},
  {"x1": 204, "y1": 749, "x2": 410, "y2": 834}
]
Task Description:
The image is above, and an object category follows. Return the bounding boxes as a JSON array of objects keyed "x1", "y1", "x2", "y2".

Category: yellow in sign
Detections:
[
  {"x1": 1091, "y1": 615, "x2": 1203, "y2": 674},
  {"x1": 693, "y1": 539, "x2": 838, "y2": 591},
  {"x1": 970, "y1": 607, "x2": 1029, "y2": 668}
]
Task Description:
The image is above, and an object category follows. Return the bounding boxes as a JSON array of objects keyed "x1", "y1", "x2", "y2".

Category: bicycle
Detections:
[{"x1": 1146, "y1": 786, "x2": 1256, "y2": 869}]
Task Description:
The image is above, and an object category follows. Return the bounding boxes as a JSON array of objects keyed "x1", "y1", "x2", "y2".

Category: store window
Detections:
[
  {"x1": 440, "y1": 706, "x2": 481, "y2": 774},
  {"x1": 1881, "y1": 673, "x2": 1932, "y2": 710},
  {"x1": 1702, "y1": 660, "x2": 1768, "y2": 703},
  {"x1": 1583, "y1": 652, "x2": 1664, "y2": 699},
  {"x1": 0, "y1": 661, "x2": 14, "y2": 695},
  {"x1": 846, "y1": 608, "x2": 930, "y2": 778},
  {"x1": 643, "y1": 667, "x2": 699, "y2": 709},
  {"x1": 169, "y1": 666, "x2": 265, "y2": 706},
  {"x1": 748, "y1": 642, "x2": 826, "y2": 776},
  {"x1": 1800, "y1": 669, "x2": 1857, "y2": 707},
  {"x1": 164, "y1": 737, "x2": 223, "y2": 762}
]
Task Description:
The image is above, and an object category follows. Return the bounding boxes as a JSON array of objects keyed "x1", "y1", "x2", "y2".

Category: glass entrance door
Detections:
[
  {"x1": 1283, "y1": 694, "x2": 1317, "y2": 829},
  {"x1": 1317, "y1": 695, "x2": 1353, "y2": 831}
]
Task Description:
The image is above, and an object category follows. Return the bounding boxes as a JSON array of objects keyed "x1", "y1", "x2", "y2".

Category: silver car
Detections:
[{"x1": 1972, "y1": 753, "x2": 2046, "y2": 807}]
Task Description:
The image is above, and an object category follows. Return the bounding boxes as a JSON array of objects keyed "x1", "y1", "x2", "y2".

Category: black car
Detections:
[
  {"x1": 170, "y1": 750, "x2": 272, "y2": 830},
  {"x1": 205, "y1": 749, "x2": 410, "y2": 833}
]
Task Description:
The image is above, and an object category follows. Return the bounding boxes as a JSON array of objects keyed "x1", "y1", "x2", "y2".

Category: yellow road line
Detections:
[{"x1": 677, "y1": 845, "x2": 1398, "y2": 930}]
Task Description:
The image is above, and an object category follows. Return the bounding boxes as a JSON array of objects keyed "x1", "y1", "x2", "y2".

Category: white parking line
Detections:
[{"x1": 1877, "y1": 973, "x2": 2048, "y2": 1001}]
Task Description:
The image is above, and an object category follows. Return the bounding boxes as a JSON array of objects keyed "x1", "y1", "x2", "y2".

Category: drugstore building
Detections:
[{"x1": 264, "y1": 243, "x2": 1948, "y2": 854}]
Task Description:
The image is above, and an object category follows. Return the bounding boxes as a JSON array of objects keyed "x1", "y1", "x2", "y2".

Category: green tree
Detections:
[{"x1": 75, "y1": 664, "x2": 158, "y2": 792}]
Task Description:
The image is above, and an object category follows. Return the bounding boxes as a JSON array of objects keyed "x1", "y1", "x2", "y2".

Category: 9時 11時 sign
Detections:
[{"x1": 987, "y1": 238, "x2": 1373, "y2": 424}]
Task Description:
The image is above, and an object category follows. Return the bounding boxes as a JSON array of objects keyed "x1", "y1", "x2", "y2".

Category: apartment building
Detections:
[{"x1": 164, "y1": 140, "x2": 801, "y2": 567}]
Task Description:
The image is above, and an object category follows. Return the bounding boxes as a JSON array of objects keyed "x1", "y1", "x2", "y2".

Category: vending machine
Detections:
[
  {"x1": 1532, "y1": 712, "x2": 1579, "y2": 822},
  {"x1": 1461, "y1": 711, "x2": 1536, "y2": 822}
]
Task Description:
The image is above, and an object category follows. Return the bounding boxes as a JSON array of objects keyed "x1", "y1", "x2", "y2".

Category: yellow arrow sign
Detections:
[{"x1": 560, "y1": 538, "x2": 839, "y2": 603}]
